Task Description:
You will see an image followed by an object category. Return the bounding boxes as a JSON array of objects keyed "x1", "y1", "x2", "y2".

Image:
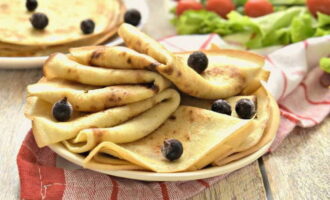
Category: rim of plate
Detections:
[
  {"x1": 48, "y1": 137, "x2": 273, "y2": 182},
  {"x1": 0, "y1": 0, "x2": 149, "y2": 69}
]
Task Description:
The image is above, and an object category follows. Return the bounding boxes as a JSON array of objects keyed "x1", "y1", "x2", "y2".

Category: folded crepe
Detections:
[
  {"x1": 27, "y1": 51, "x2": 171, "y2": 112},
  {"x1": 0, "y1": 28, "x2": 120, "y2": 57},
  {"x1": 69, "y1": 46, "x2": 160, "y2": 69},
  {"x1": 117, "y1": 23, "x2": 269, "y2": 99},
  {"x1": 27, "y1": 78, "x2": 169, "y2": 112},
  {"x1": 63, "y1": 89, "x2": 180, "y2": 153},
  {"x1": 180, "y1": 84, "x2": 279, "y2": 166},
  {"x1": 25, "y1": 89, "x2": 180, "y2": 148},
  {"x1": 0, "y1": 0, "x2": 124, "y2": 56},
  {"x1": 84, "y1": 106, "x2": 253, "y2": 172},
  {"x1": 213, "y1": 88, "x2": 280, "y2": 166},
  {"x1": 82, "y1": 84, "x2": 279, "y2": 172}
]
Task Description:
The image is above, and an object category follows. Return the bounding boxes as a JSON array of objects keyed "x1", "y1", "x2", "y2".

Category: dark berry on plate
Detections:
[
  {"x1": 80, "y1": 19, "x2": 95, "y2": 34},
  {"x1": 161, "y1": 139, "x2": 183, "y2": 161},
  {"x1": 26, "y1": 0, "x2": 38, "y2": 12},
  {"x1": 320, "y1": 72, "x2": 330, "y2": 88},
  {"x1": 52, "y1": 97, "x2": 73, "y2": 122},
  {"x1": 211, "y1": 99, "x2": 232, "y2": 115},
  {"x1": 30, "y1": 13, "x2": 48, "y2": 30},
  {"x1": 187, "y1": 51, "x2": 208, "y2": 73},
  {"x1": 124, "y1": 9, "x2": 141, "y2": 26},
  {"x1": 235, "y1": 98, "x2": 256, "y2": 119}
]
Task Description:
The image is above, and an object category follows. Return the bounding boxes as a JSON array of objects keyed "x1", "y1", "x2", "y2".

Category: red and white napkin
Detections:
[{"x1": 17, "y1": 35, "x2": 330, "y2": 200}]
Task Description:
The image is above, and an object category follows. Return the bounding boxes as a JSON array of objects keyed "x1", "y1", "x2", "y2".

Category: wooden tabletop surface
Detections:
[{"x1": 0, "y1": 1, "x2": 329, "y2": 199}]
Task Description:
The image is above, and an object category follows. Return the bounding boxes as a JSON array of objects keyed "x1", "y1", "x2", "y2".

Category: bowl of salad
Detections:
[{"x1": 171, "y1": 0, "x2": 330, "y2": 50}]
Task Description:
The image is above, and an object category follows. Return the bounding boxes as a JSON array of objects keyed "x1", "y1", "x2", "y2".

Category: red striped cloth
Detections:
[{"x1": 17, "y1": 35, "x2": 330, "y2": 199}]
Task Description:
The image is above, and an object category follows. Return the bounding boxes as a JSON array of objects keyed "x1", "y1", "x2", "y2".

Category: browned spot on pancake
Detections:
[
  {"x1": 189, "y1": 116, "x2": 195, "y2": 122},
  {"x1": 169, "y1": 115, "x2": 176, "y2": 120},
  {"x1": 127, "y1": 58, "x2": 132, "y2": 64},
  {"x1": 142, "y1": 82, "x2": 159, "y2": 93},
  {"x1": 153, "y1": 144, "x2": 162, "y2": 154},
  {"x1": 92, "y1": 128, "x2": 103, "y2": 141},
  {"x1": 0, "y1": 4, "x2": 8, "y2": 10},
  {"x1": 67, "y1": 68, "x2": 72, "y2": 73},
  {"x1": 205, "y1": 67, "x2": 226, "y2": 76},
  {"x1": 74, "y1": 105, "x2": 80, "y2": 110},
  {"x1": 162, "y1": 67, "x2": 173, "y2": 75},
  {"x1": 177, "y1": 71, "x2": 182, "y2": 77},
  {"x1": 172, "y1": 130, "x2": 177, "y2": 134},
  {"x1": 188, "y1": 109, "x2": 195, "y2": 122},
  {"x1": 90, "y1": 105, "x2": 97, "y2": 110},
  {"x1": 136, "y1": 40, "x2": 141, "y2": 47},
  {"x1": 147, "y1": 63, "x2": 158, "y2": 71},
  {"x1": 107, "y1": 92, "x2": 123, "y2": 104},
  {"x1": 151, "y1": 84, "x2": 159, "y2": 93},
  {"x1": 184, "y1": 134, "x2": 191, "y2": 141},
  {"x1": 90, "y1": 50, "x2": 103, "y2": 65}
]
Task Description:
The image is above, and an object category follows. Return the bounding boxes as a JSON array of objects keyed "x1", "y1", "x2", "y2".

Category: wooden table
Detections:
[{"x1": 0, "y1": 1, "x2": 329, "y2": 199}]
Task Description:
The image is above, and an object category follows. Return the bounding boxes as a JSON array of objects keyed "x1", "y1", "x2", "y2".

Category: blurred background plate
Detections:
[{"x1": 0, "y1": 0, "x2": 149, "y2": 69}]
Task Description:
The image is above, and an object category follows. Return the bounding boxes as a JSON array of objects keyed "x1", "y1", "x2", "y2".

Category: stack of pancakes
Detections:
[
  {"x1": 25, "y1": 24, "x2": 280, "y2": 173},
  {"x1": 0, "y1": 0, "x2": 124, "y2": 57}
]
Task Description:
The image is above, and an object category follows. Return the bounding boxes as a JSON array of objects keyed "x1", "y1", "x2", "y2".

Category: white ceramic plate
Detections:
[
  {"x1": 48, "y1": 139, "x2": 273, "y2": 182},
  {"x1": 0, "y1": 0, "x2": 149, "y2": 69}
]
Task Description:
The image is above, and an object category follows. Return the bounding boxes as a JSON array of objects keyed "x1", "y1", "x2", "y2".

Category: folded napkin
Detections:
[{"x1": 17, "y1": 35, "x2": 330, "y2": 200}]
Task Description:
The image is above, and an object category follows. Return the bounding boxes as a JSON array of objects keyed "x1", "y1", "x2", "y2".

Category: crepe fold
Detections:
[
  {"x1": 118, "y1": 24, "x2": 269, "y2": 99},
  {"x1": 27, "y1": 50, "x2": 171, "y2": 112},
  {"x1": 82, "y1": 85, "x2": 279, "y2": 172},
  {"x1": 180, "y1": 84, "x2": 279, "y2": 166},
  {"x1": 25, "y1": 89, "x2": 180, "y2": 148},
  {"x1": 0, "y1": 0, "x2": 124, "y2": 56},
  {"x1": 84, "y1": 106, "x2": 252, "y2": 172}
]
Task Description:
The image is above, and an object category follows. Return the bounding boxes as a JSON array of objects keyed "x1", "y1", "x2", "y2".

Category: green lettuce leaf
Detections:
[
  {"x1": 290, "y1": 13, "x2": 316, "y2": 42},
  {"x1": 320, "y1": 57, "x2": 330, "y2": 73},
  {"x1": 172, "y1": 10, "x2": 232, "y2": 35},
  {"x1": 172, "y1": 7, "x2": 330, "y2": 49},
  {"x1": 317, "y1": 12, "x2": 330, "y2": 28}
]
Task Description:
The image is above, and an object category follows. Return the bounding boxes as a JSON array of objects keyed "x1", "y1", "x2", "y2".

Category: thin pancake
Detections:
[
  {"x1": 63, "y1": 89, "x2": 180, "y2": 153},
  {"x1": 25, "y1": 89, "x2": 179, "y2": 148},
  {"x1": 0, "y1": 0, "x2": 124, "y2": 46},
  {"x1": 27, "y1": 78, "x2": 168, "y2": 112},
  {"x1": 42, "y1": 53, "x2": 169, "y2": 87},
  {"x1": 84, "y1": 106, "x2": 253, "y2": 172},
  {"x1": 117, "y1": 24, "x2": 267, "y2": 99}
]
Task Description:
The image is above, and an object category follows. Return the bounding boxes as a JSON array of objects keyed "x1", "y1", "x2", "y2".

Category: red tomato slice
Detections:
[
  {"x1": 176, "y1": 0, "x2": 203, "y2": 16},
  {"x1": 307, "y1": 0, "x2": 330, "y2": 16},
  {"x1": 206, "y1": 0, "x2": 236, "y2": 18},
  {"x1": 244, "y1": 0, "x2": 274, "y2": 18}
]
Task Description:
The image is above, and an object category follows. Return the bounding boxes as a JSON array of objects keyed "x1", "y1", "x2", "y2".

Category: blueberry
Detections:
[
  {"x1": 187, "y1": 51, "x2": 208, "y2": 74},
  {"x1": 235, "y1": 99, "x2": 256, "y2": 119},
  {"x1": 161, "y1": 139, "x2": 183, "y2": 161},
  {"x1": 26, "y1": 0, "x2": 38, "y2": 12},
  {"x1": 124, "y1": 9, "x2": 141, "y2": 26},
  {"x1": 80, "y1": 19, "x2": 95, "y2": 34},
  {"x1": 211, "y1": 99, "x2": 232, "y2": 115},
  {"x1": 30, "y1": 13, "x2": 48, "y2": 30},
  {"x1": 52, "y1": 97, "x2": 73, "y2": 122}
]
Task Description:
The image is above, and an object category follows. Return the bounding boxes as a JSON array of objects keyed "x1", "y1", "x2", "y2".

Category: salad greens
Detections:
[
  {"x1": 172, "y1": 7, "x2": 330, "y2": 49},
  {"x1": 233, "y1": 0, "x2": 305, "y2": 6},
  {"x1": 320, "y1": 57, "x2": 330, "y2": 73}
]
